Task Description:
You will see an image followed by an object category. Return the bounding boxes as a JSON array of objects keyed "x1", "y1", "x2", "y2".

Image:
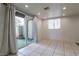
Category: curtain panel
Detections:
[{"x1": 0, "y1": 4, "x2": 16, "y2": 55}]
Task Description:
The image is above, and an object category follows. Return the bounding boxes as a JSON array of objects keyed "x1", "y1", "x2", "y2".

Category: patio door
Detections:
[
  {"x1": 27, "y1": 20, "x2": 33, "y2": 44},
  {"x1": 15, "y1": 11, "x2": 34, "y2": 49},
  {"x1": 15, "y1": 12, "x2": 27, "y2": 49}
]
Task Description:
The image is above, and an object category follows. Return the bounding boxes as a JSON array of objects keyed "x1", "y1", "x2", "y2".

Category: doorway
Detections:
[
  {"x1": 15, "y1": 11, "x2": 33, "y2": 49},
  {"x1": 27, "y1": 20, "x2": 33, "y2": 44}
]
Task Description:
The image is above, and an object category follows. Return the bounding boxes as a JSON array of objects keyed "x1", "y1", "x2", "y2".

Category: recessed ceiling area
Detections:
[{"x1": 13, "y1": 3, "x2": 79, "y2": 19}]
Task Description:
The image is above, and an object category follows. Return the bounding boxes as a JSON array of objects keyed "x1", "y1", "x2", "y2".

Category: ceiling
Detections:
[{"x1": 13, "y1": 3, "x2": 79, "y2": 19}]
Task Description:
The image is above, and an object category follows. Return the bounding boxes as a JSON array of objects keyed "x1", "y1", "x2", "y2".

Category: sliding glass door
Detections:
[
  {"x1": 15, "y1": 16, "x2": 27, "y2": 49},
  {"x1": 27, "y1": 20, "x2": 33, "y2": 44},
  {"x1": 15, "y1": 11, "x2": 33, "y2": 49}
]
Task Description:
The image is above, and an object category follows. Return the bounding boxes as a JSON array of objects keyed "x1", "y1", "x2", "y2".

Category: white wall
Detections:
[
  {"x1": 61, "y1": 16, "x2": 79, "y2": 42},
  {"x1": 37, "y1": 19, "x2": 43, "y2": 41},
  {"x1": 39, "y1": 15, "x2": 79, "y2": 42}
]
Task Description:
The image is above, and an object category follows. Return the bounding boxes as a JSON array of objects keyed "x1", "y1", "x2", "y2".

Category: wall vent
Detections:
[
  {"x1": 44, "y1": 7, "x2": 50, "y2": 10},
  {"x1": 75, "y1": 42, "x2": 79, "y2": 46}
]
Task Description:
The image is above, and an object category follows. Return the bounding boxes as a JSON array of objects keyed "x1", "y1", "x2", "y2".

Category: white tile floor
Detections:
[{"x1": 17, "y1": 39, "x2": 79, "y2": 56}]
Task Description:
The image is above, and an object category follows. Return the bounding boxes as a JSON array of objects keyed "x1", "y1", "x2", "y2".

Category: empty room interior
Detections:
[{"x1": 0, "y1": 3, "x2": 79, "y2": 56}]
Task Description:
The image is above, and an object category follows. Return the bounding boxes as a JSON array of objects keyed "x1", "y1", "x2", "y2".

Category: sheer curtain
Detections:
[{"x1": 0, "y1": 4, "x2": 16, "y2": 55}]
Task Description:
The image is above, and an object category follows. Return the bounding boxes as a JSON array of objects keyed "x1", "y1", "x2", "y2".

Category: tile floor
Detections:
[{"x1": 17, "y1": 39, "x2": 79, "y2": 56}]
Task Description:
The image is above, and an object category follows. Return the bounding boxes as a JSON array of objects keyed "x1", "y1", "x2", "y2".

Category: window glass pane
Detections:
[
  {"x1": 48, "y1": 18, "x2": 61, "y2": 29},
  {"x1": 15, "y1": 16, "x2": 25, "y2": 38},
  {"x1": 48, "y1": 20, "x2": 55, "y2": 29},
  {"x1": 15, "y1": 16, "x2": 24, "y2": 26},
  {"x1": 28, "y1": 20, "x2": 32, "y2": 39},
  {"x1": 55, "y1": 19, "x2": 60, "y2": 29}
]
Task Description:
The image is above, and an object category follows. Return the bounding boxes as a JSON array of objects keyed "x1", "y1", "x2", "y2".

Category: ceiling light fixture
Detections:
[
  {"x1": 63, "y1": 7, "x2": 66, "y2": 10},
  {"x1": 25, "y1": 5, "x2": 29, "y2": 8}
]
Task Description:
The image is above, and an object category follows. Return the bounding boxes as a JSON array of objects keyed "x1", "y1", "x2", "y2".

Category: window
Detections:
[
  {"x1": 48, "y1": 18, "x2": 61, "y2": 29},
  {"x1": 28, "y1": 20, "x2": 33, "y2": 39},
  {"x1": 15, "y1": 16, "x2": 25, "y2": 39},
  {"x1": 15, "y1": 16, "x2": 24, "y2": 26}
]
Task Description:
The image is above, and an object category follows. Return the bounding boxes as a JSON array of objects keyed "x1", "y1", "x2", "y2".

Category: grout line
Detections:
[
  {"x1": 63, "y1": 40, "x2": 65, "y2": 56},
  {"x1": 40, "y1": 41, "x2": 52, "y2": 56},
  {"x1": 70, "y1": 42, "x2": 77, "y2": 56},
  {"x1": 52, "y1": 40, "x2": 58, "y2": 56}
]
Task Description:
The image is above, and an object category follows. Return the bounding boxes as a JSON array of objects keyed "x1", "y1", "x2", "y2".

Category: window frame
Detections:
[{"x1": 48, "y1": 18, "x2": 61, "y2": 29}]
